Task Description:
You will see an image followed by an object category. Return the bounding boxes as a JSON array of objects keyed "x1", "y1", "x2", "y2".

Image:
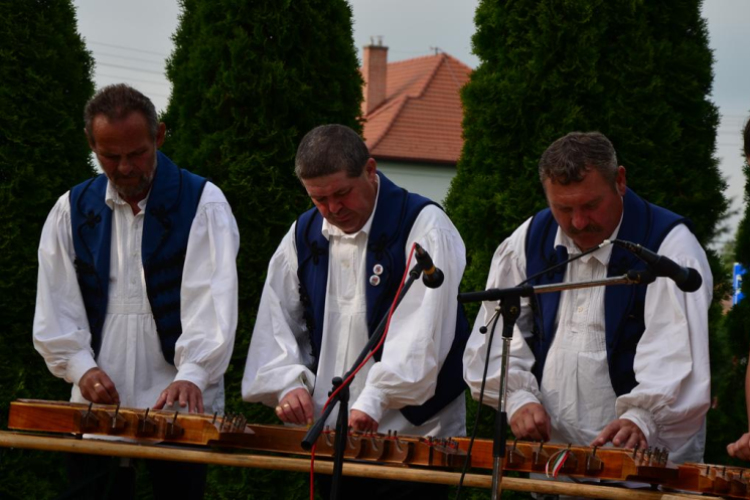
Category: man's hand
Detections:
[
  {"x1": 275, "y1": 388, "x2": 314, "y2": 426},
  {"x1": 591, "y1": 418, "x2": 647, "y2": 449},
  {"x1": 79, "y1": 367, "x2": 120, "y2": 405},
  {"x1": 350, "y1": 409, "x2": 378, "y2": 433},
  {"x1": 728, "y1": 433, "x2": 750, "y2": 460},
  {"x1": 510, "y1": 402, "x2": 551, "y2": 441},
  {"x1": 154, "y1": 380, "x2": 204, "y2": 413}
]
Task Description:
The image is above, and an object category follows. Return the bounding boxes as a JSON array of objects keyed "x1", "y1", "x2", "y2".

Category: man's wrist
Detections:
[
  {"x1": 620, "y1": 407, "x2": 657, "y2": 444},
  {"x1": 506, "y1": 390, "x2": 542, "y2": 422},
  {"x1": 67, "y1": 350, "x2": 98, "y2": 386},
  {"x1": 174, "y1": 363, "x2": 208, "y2": 393},
  {"x1": 351, "y1": 386, "x2": 387, "y2": 424}
]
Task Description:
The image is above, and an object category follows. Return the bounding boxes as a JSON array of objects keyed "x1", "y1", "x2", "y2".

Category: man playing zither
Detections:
[
  {"x1": 242, "y1": 124, "x2": 470, "y2": 499},
  {"x1": 464, "y1": 131, "x2": 712, "y2": 463},
  {"x1": 33, "y1": 84, "x2": 239, "y2": 498}
]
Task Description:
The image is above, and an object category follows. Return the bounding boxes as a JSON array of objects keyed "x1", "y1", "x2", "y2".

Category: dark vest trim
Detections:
[
  {"x1": 524, "y1": 189, "x2": 690, "y2": 396},
  {"x1": 295, "y1": 172, "x2": 470, "y2": 425},
  {"x1": 70, "y1": 152, "x2": 207, "y2": 364}
]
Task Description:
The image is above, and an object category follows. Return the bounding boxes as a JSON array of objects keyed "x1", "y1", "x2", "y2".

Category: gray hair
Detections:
[
  {"x1": 538, "y1": 131, "x2": 619, "y2": 186},
  {"x1": 295, "y1": 124, "x2": 370, "y2": 179},
  {"x1": 84, "y1": 84, "x2": 158, "y2": 143}
]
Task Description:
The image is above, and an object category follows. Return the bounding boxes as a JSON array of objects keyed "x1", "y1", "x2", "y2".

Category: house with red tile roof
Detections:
[{"x1": 361, "y1": 41, "x2": 472, "y2": 204}]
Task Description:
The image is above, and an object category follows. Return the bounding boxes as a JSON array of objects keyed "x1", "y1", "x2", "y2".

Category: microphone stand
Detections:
[
  {"x1": 460, "y1": 269, "x2": 656, "y2": 500},
  {"x1": 301, "y1": 261, "x2": 430, "y2": 500}
]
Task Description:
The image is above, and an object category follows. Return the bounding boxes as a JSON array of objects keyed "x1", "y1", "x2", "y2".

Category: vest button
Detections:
[{"x1": 369, "y1": 275, "x2": 381, "y2": 287}]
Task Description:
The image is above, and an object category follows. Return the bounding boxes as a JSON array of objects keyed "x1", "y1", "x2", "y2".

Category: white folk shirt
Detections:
[
  {"x1": 242, "y1": 185, "x2": 466, "y2": 438},
  {"x1": 33, "y1": 180, "x2": 240, "y2": 414},
  {"x1": 463, "y1": 210, "x2": 712, "y2": 463}
]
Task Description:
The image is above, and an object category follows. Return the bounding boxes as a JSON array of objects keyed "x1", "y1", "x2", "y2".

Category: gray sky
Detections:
[{"x1": 72, "y1": 0, "x2": 749, "y2": 244}]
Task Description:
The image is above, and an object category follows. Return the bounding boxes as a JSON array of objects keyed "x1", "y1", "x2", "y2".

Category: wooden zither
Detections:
[
  {"x1": 6, "y1": 399, "x2": 750, "y2": 498},
  {"x1": 7, "y1": 399, "x2": 465, "y2": 468}
]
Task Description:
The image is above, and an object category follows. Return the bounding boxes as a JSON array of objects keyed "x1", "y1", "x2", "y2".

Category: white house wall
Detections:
[{"x1": 376, "y1": 160, "x2": 456, "y2": 206}]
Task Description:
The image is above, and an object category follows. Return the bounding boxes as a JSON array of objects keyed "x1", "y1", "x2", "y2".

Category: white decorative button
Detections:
[
  {"x1": 577, "y1": 306, "x2": 584, "y2": 313},
  {"x1": 369, "y1": 275, "x2": 381, "y2": 286},
  {"x1": 373, "y1": 264, "x2": 384, "y2": 275}
]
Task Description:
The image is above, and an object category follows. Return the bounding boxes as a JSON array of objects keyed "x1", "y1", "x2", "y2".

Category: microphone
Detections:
[
  {"x1": 414, "y1": 243, "x2": 445, "y2": 289},
  {"x1": 611, "y1": 239, "x2": 703, "y2": 293}
]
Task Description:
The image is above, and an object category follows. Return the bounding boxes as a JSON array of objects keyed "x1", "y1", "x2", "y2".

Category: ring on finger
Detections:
[
  {"x1": 283, "y1": 403, "x2": 291, "y2": 409},
  {"x1": 94, "y1": 382, "x2": 102, "y2": 389}
]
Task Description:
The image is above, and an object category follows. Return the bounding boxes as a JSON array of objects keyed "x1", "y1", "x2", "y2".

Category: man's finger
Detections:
[
  {"x1": 290, "y1": 396, "x2": 307, "y2": 423},
  {"x1": 154, "y1": 392, "x2": 166, "y2": 410},
  {"x1": 275, "y1": 405, "x2": 287, "y2": 422},
  {"x1": 510, "y1": 420, "x2": 520, "y2": 439},
  {"x1": 623, "y1": 430, "x2": 641, "y2": 449},
  {"x1": 521, "y1": 418, "x2": 543, "y2": 441},
  {"x1": 300, "y1": 394, "x2": 314, "y2": 423},
  {"x1": 165, "y1": 389, "x2": 175, "y2": 408},
  {"x1": 532, "y1": 411, "x2": 550, "y2": 441},
  {"x1": 94, "y1": 382, "x2": 115, "y2": 404},
  {"x1": 280, "y1": 402, "x2": 293, "y2": 422},
  {"x1": 281, "y1": 402, "x2": 299, "y2": 424},
  {"x1": 612, "y1": 426, "x2": 627, "y2": 447},
  {"x1": 591, "y1": 423, "x2": 616, "y2": 447},
  {"x1": 101, "y1": 377, "x2": 117, "y2": 394}
]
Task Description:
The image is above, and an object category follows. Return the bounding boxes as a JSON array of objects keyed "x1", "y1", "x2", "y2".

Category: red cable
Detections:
[
  {"x1": 309, "y1": 243, "x2": 418, "y2": 499},
  {"x1": 309, "y1": 443, "x2": 316, "y2": 499}
]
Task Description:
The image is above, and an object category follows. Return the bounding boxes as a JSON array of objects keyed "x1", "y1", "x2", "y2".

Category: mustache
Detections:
[{"x1": 567, "y1": 224, "x2": 603, "y2": 235}]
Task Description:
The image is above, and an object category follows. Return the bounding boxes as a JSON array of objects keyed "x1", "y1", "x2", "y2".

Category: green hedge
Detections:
[
  {"x1": 446, "y1": 2, "x2": 728, "y2": 496},
  {"x1": 0, "y1": 1, "x2": 95, "y2": 498},
  {"x1": 161, "y1": 0, "x2": 363, "y2": 496}
]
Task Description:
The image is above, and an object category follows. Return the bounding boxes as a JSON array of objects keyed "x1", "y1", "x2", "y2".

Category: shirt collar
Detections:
[
  {"x1": 105, "y1": 179, "x2": 150, "y2": 212},
  {"x1": 554, "y1": 210, "x2": 624, "y2": 265},
  {"x1": 321, "y1": 175, "x2": 380, "y2": 240}
]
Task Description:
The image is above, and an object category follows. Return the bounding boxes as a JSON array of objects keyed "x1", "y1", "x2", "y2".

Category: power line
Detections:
[
  {"x1": 95, "y1": 78, "x2": 170, "y2": 99},
  {"x1": 93, "y1": 51, "x2": 166, "y2": 66},
  {"x1": 97, "y1": 62, "x2": 166, "y2": 76},
  {"x1": 97, "y1": 72, "x2": 170, "y2": 89},
  {"x1": 87, "y1": 40, "x2": 169, "y2": 58}
]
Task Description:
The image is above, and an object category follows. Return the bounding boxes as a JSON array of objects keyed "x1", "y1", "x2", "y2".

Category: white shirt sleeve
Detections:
[
  {"x1": 351, "y1": 205, "x2": 467, "y2": 422},
  {"x1": 33, "y1": 193, "x2": 99, "y2": 385},
  {"x1": 241, "y1": 223, "x2": 317, "y2": 407},
  {"x1": 462, "y1": 218, "x2": 543, "y2": 419},
  {"x1": 616, "y1": 224, "x2": 712, "y2": 450},
  {"x1": 173, "y1": 182, "x2": 240, "y2": 393}
]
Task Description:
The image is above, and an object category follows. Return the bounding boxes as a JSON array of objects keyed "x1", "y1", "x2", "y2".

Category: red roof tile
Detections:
[{"x1": 362, "y1": 53, "x2": 472, "y2": 165}]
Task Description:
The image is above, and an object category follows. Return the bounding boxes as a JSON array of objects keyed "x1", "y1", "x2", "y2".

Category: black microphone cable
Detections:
[{"x1": 453, "y1": 305, "x2": 502, "y2": 500}]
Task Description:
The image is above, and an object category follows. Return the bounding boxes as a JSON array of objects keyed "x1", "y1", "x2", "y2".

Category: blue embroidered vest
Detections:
[
  {"x1": 524, "y1": 189, "x2": 690, "y2": 396},
  {"x1": 295, "y1": 172, "x2": 470, "y2": 426},
  {"x1": 70, "y1": 152, "x2": 207, "y2": 365}
]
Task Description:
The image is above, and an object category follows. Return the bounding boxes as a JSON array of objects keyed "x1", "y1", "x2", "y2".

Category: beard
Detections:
[{"x1": 104, "y1": 153, "x2": 157, "y2": 200}]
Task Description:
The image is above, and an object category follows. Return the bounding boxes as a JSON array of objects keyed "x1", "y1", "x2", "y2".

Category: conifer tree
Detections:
[
  {"x1": 447, "y1": 0, "x2": 726, "y2": 292},
  {"x1": 446, "y1": 0, "x2": 728, "y2": 472},
  {"x1": 0, "y1": 1, "x2": 95, "y2": 496},
  {"x1": 709, "y1": 119, "x2": 750, "y2": 464},
  {"x1": 161, "y1": 0, "x2": 362, "y2": 495}
]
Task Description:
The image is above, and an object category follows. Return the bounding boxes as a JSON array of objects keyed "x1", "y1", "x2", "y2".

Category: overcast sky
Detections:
[{"x1": 72, "y1": 0, "x2": 749, "y2": 244}]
